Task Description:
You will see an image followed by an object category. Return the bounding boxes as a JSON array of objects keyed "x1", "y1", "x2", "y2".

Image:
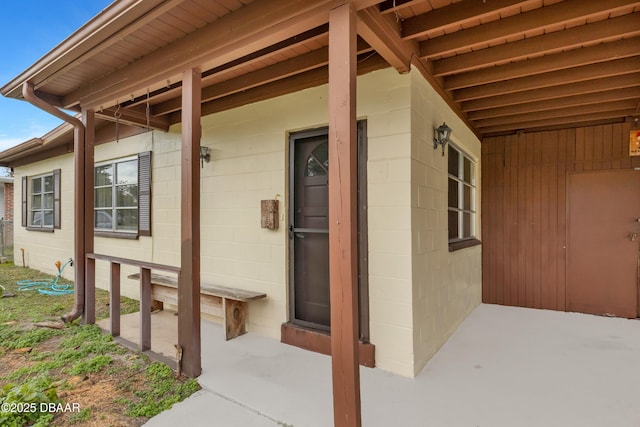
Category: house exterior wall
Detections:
[
  {"x1": 482, "y1": 123, "x2": 640, "y2": 311},
  {"x1": 13, "y1": 66, "x2": 481, "y2": 377},
  {"x1": 409, "y1": 69, "x2": 483, "y2": 375},
  {"x1": 13, "y1": 156, "x2": 75, "y2": 277}
]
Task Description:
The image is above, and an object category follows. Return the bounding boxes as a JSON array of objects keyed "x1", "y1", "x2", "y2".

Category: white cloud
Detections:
[{"x1": 0, "y1": 136, "x2": 30, "y2": 152}]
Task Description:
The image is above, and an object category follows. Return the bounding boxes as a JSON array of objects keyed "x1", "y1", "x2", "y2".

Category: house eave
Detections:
[{"x1": 0, "y1": 0, "x2": 163, "y2": 100}]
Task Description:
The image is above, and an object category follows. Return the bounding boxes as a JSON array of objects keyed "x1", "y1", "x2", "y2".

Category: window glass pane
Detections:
[
  {"x1": 115, "y1": 209, "x2": 138, "y2": 231},
  {"x1": 95, "y1": 210, "x2": 112, "y2": 229},
  {"x1": 305, "y1": 157, "x2": 326, "y2": 176},
  {"x1": 448, "y1": 210, "x2": 459, "y2": 240},
  {"x1": 448, "y1": 146, "x2": 459, "y2": 175},
  {"x1": 448, "y1": 178, "x2": 458, "y2": 208},
  {"x1": 31, "y1": 177, "x2": 42, "y2": 194},
  {"x1": 463, "y1": 213, "x2": 472, "y2": 238},
  {"x1": 31, "y1": 211, "x2": 42, "y2": 227},
  {"x1": 463, "y1": 157, "x2": 473, "y2": 185},
  {"x1": 116, "y1": 184, "x2": 138, "y2": 207},
  {"x1": 95, "y1": 165, "x2": 113, "y2": 186},
  {"x1": 31, "y1": 195, "x2": 42, "y2": 210},
  {"x1": 116, "y1": 160, "x2": 137, "y2": 185},
  {"x1": 95, "y1": 188, "x2": 112, "y2": 208},
  {"x1": 43, "y1": 175, "x2": 54, "y2": 192},
  {"x1": 43, "y1": 194, "x2": 54, "y2": 210},
  {"x1": 463, "y1": 185, "x2": 472, "y2": 211},
  {"x1": 312, "y1": 144, "x2": 328, "y2": 169},
  {"x1": 43, "y1": 211, "x2": 54, "y2": 227}
]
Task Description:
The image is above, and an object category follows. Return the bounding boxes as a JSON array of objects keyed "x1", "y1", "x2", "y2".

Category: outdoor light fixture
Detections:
[
  {"x1": 200, "y1": 146, "x2": 211, "y2": 168},
  {"x1": 433, "y1": 122, "x2": 452, "y2": 156}
]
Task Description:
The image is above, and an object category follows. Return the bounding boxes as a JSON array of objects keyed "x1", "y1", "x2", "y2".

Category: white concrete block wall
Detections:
[
  {"x1": 13, "y1": 155, "x2": 76, "y2": 280},
  {"x1": 409, "y1": 67, "x2": 483, "y2": 375},
  {"x1": 365, "y1": 85, "x2": 414, "y2": 376}
]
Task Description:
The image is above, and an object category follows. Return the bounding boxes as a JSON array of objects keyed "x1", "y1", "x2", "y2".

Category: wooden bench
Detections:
[{"x1": 128, "y1": 273, "x2": 266, "y2": 340}]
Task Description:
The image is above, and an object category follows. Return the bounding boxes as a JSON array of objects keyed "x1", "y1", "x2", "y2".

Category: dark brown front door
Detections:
[
  {"x1": 291, "y1": 129, "x2": 331, "y2": 329},
  {"x1": 567, "y1": 170, "x2": 640, "y2": 318},
  {"x1": 289, "y1": 124, "x2": 369, "y2": 335}
]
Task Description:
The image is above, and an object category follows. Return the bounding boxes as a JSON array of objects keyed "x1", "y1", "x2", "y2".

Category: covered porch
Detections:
[
  {"x1": 100, "y1": 303, "x2": 640, "y2": 427},
  {"x1": 1, "y1": 1, "x2": 638, "y2": 425}
]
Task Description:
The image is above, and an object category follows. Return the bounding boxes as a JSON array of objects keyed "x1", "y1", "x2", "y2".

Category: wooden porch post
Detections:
[
  {"x1": 179, "y1": 68, "x2": 202, "y2": 377},
  {"x1": 328, "y1": 3, "x2": 361, "y2": 426},
  {"x1": 82, "y1": 108, "x2": 96, "y2": 324}
]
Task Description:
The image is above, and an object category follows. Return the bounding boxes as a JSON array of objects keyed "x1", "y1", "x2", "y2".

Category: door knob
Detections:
[{"x1": 631, "y1": 232, "x2": 638, "y2": 242}]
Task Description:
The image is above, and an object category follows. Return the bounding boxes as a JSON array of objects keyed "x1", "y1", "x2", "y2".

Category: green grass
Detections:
[
  {"x1": 0, "y1": 262, "x2": 200, "y2": 426},
  {"x1": 120, "y1": 362, "x2": 200, "y2": 418}
]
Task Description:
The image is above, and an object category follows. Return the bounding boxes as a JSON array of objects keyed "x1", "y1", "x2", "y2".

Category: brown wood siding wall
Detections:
[{"x1": 482, "y1": 122, "x2": 640, "y2": 311}]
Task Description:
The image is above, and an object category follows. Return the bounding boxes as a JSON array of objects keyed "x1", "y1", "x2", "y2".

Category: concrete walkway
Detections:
[{"x1": 115, "y1": 304, "x2": 640, "y2": 427}]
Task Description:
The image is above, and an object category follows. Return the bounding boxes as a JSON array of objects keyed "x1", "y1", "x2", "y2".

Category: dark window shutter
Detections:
[
  {"x1": 138, "y1": 151, "x2": 152, "y2": 236},
  {"x1": 53, "y1": 169, "x2": 61, "y2": 229},
  {"x1": 21, "y1": 176, "x2": 27, "y2": 227}
]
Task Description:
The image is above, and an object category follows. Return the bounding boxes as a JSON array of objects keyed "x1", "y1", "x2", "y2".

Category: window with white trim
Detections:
[
  {"x1": 93, "y1": 152, "x2": 152, "y2": 237},
  {"x1": 448, "y1": 144, "x2": 476, "y2": 242},
  {"x1": 22, "y1": 169, "x2": 60, "y2": 230},
  {"x1": 28, "y1": 173, "x2": 54, "y2": 228}
]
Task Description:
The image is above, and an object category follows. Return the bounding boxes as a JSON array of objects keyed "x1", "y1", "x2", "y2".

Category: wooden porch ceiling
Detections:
[{"x1": 2, "y1": 0, "x2": 639, "y2": 140}]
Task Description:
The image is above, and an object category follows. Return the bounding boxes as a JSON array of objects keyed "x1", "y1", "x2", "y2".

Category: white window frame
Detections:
[
  {"x1": 448, "y1": 144, "x2": 476, "y2": 243},
  {"x1": 94, "y1": 155, "x2": 138, "y2": 234},
  {"x1": 28, "y1": 172, "x2": 54, "y2": 229}
]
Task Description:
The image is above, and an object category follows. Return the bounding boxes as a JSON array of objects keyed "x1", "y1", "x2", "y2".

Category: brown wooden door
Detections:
[
  {"x1": 291, "y1": 130, "x2": 331, "y2": 329},
  {"x1": 567, "y1": 170, "x2": 640, "y2": 318},
  {"x1": 289, "y1": 124, "x2": 370, "y2": 336}
]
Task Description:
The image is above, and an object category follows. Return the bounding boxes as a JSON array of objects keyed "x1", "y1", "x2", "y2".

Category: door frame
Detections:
[{"x1": 287, "y1": 121, "x2": 370, "y2": 341}]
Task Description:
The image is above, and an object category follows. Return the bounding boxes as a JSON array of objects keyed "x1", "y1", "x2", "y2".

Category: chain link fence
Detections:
[{"x1": 0, "y1": 219, "x2": 13, "y2": 262}]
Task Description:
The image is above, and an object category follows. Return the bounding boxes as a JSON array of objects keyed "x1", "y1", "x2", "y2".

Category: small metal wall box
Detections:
[{"x1": 261, "y1": 200, "x2": 279, "y2": 230}]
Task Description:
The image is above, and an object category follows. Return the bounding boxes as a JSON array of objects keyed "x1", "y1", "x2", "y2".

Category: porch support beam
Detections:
[
  {"x1": 357, "y1": 6, "x2": 418, "y2": 73},
  {"x1": 81, "y1": 108, "x2": 95, "y2": 324},
  {"x1": 178, "y1": 68, "x2": 202, "y2": 378},
  {"x1": 328, "y1": 4, "x2": 361, "y2": 426}
]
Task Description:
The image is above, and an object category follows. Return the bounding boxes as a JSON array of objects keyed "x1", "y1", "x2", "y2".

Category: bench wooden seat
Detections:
[{"x1": 127, "y1": 273, "x2": 266, "y2": 340}]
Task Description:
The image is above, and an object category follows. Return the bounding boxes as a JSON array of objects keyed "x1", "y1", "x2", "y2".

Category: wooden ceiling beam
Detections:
[
  {"x1": 168, "y1": 53, "x2": 388, "y2": 125},
  {"x1": 434, "y1": 13, "x2": 640, "y2": 78},
  {"x1": 445, "y1": 38, "x2": 640, "y2": 90},
  {"x1": 154, "y1": 40, "x2": 373, "y2": 116},
  {"x1": 402, "y1": 0, "x2": 529, "y2": 40},
  {"x1": 357, "y1": 6, "x2": 419, "y2": 73},
  {"x1": 468, "y1": 86, "x2": 640, "y2": 120},
  {"x1": 419, "y1": 0, "x2": 639, "y2": 59},
  {"x1": 98, "y1": 105, "x2": 170, "y2": 131},
  {"x1": 124, "y1": 25, "x2": 332, "y2": 110},
  {"x1": 461, "y1": 73, "x2": 640, "y2": 112},
  {"x1": 454, "y1": 57, "x2": 640, "y2": 102},
  {"x1": 154, "y1": 47, "x2": 330, "y2": 115},
  {"x1": 379, "y1": 0, "x2": 423, "y2": 15},
  {"x1": 477, "y1": 109, "x2": 634, "y2": 134},
  {"x1": 63, "y1": 0, "x2": 381, "y2": 110},
  {"x1": 472, "y1": 99, "x2": 638, "y2": 128}
]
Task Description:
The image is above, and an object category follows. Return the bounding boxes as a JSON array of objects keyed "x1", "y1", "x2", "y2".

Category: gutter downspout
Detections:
[{"x1": 22, "y1": 82, "x2": 86, "y2": 323}]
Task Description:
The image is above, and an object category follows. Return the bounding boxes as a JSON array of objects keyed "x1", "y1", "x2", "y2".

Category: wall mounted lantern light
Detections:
[
  {"x1": 200, "y1": 146, "x2": 211, "y2": 168},
  {"x1": 433, "y1": 122, "x2": 452, "y2": 156}
]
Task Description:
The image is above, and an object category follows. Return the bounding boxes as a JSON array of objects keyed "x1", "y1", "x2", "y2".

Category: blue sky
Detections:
[{"x1": 0, "y1": 1, "x2": 112, "y2": 152}]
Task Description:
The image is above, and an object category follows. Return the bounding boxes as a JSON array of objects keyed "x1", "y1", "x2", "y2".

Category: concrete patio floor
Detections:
[{"x1": 99, "y1": 304, "x2": 640, "y2": 427}]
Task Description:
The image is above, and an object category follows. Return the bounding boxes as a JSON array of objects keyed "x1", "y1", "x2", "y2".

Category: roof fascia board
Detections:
[
  {"x1": 1, "y1": 0, "x2": 184, "y2": 99},
  {"x1": 64, "y1": 0, "x2": 383, "y2": 110}
]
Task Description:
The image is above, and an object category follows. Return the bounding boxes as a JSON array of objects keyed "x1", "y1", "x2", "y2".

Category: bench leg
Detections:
[{"x1": 223, "y1": 299, "x2": 247, "y2": 340}]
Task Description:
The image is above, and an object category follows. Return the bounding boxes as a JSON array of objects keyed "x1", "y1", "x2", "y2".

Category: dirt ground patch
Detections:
[{"x1": 0, "y1": 263, "x2": 199, "y2": 427}]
